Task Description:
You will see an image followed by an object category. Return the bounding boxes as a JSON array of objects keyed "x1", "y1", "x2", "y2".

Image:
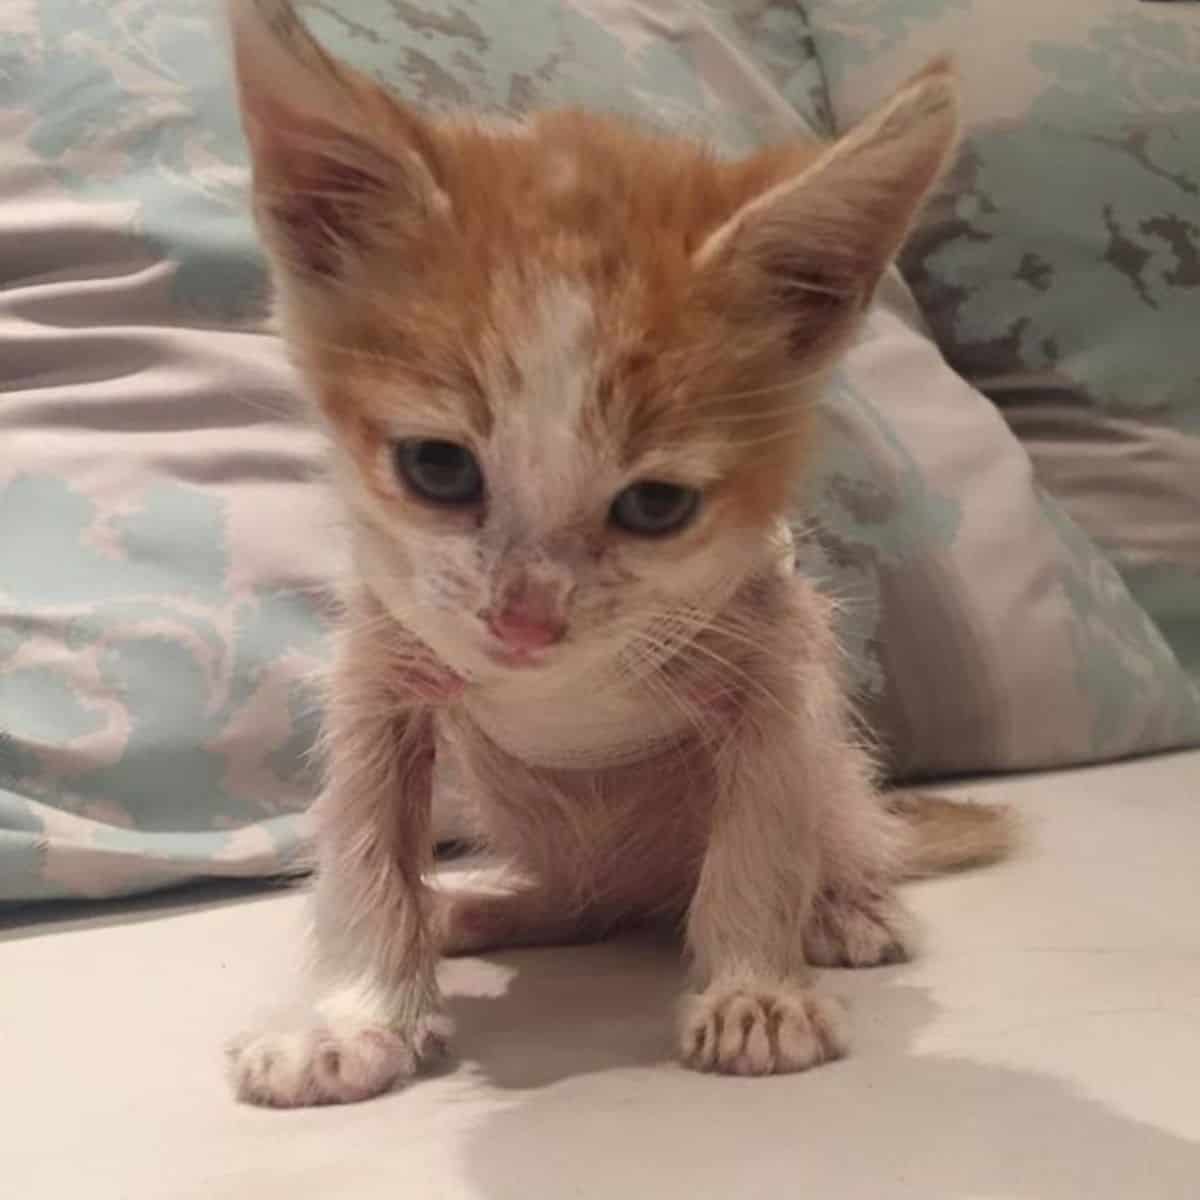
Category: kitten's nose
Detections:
[{"x1": 485, "y1": 573, "x2": 568, "y2": 651}]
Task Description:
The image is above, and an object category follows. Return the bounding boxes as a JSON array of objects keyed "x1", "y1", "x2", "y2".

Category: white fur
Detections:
[{"x1": 485, "y1": 275, "x2": 599, "y2": 529}]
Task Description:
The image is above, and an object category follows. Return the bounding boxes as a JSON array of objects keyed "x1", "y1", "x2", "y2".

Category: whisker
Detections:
[{"x1": 221, "y1": 387, "x2": 311, "y2": 424}]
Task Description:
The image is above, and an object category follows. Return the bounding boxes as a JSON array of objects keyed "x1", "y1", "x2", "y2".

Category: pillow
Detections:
[
  {"x1": 803, "y1": 273, "x2": 1200, "y2": 778},
  {"x1": 3, "y1": 0, "x2": 1194, "y2": 905},
  {"x1": 0, "y1": 0, "x2": 829, "y2": 902},
  {"x1": 801, "y1": 0, "x2": 1200, "y2": 678},
  {"x1": 0, "y1": 5, "x2": 335, "y2": 901}
]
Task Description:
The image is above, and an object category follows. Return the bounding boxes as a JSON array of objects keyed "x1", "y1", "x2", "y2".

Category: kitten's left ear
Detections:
[
  {"x1": 226, "y1": 0, "x2": 447, "y2": 280},
  {"x1": 695, "y1": 58, "x2": 960, "y2": 358}
]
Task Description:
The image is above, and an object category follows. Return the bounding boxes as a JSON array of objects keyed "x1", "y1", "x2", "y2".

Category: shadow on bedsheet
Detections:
[
  {"x1": 452, "y1": 952, "x2": 1199, "y2": 1199},
  {"x1": 0, "y1": 875, "x2": 301, "y2": 943},
  {"x1": 445, "y1": 931, "x2": 682, "y2": 1088}
]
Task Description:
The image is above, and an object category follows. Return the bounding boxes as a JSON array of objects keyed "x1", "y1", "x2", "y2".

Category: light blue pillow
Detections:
[{"x1": 802, "y1": 0, "x2": 1200, "y2": 679}]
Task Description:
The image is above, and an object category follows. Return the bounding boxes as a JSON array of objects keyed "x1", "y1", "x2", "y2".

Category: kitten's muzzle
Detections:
[{"x1": 480, "y1": 570, "x2": 570, "y2": 663}]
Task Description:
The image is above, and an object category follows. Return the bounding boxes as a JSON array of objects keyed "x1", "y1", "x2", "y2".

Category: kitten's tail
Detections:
[{"x1": 887, "y1": 790, "x2": 1019, "y2": 879}]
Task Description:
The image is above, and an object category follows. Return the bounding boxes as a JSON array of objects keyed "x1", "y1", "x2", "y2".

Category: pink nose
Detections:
[{"x1": 486, "y1": 609, "x2": 565, "y2": 650}]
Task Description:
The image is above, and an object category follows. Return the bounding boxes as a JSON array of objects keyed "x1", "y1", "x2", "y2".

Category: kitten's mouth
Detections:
[
  {"x1": 483, "y1": 641, "x2": 554, "y2": 670},
  {"x1": 480, "y1": 611, "x2": 568, "y2": 671}
]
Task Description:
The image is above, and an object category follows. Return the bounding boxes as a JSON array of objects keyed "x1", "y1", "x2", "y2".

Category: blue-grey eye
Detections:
[
  {"x1": 393, "y1": 439, "x2": 484, "y2": 506},
  {"x1": 610, "y1": 481, "x2": 700, "y2": 537}
]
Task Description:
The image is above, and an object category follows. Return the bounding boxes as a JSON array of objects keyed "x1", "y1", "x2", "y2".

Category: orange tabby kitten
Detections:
[{"x1": 225, "y1": 0, "x2": 1009, "y2": 1107}]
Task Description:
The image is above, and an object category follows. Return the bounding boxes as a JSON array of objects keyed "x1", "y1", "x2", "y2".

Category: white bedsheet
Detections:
[{"x1": 5, "y1": 751, "x2": 1199, "y2": 1199}]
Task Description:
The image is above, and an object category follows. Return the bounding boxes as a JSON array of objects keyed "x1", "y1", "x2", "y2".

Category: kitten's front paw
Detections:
[
  {"x1": 803, "y1": 888, "x2": 914, "y2": 967},
  {"x1": 227, "y1": 1015, "x2": 451, "y2": 1108},
  {"x1": 679, "y1": 980, "x2": 848, "y2": 1076}
]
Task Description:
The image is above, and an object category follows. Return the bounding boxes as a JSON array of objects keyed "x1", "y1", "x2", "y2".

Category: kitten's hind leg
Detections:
[
  {"x1": 805, "y1": 790, "x2": 1016, "y2": 967},
  {"x1": 434, "y1": 872, "x2": 605, "y2": 957},
  {"x1": 802, "y1": 884, "x2": 914, "y2": 968},
  {"x1": 797, "y1": 766, "x2": 915, "y2": 969},
  {"x1": 801, "y1": 783, "x2": 916, "y2": 969}
]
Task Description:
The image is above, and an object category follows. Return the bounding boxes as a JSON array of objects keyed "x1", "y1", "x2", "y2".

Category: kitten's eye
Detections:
[
  {"x1": 609, "y1": 481, "x2": 700, "y2": 538},
  {"x1": 393, "y1": 439, "x2": 484, "y2": 507}
]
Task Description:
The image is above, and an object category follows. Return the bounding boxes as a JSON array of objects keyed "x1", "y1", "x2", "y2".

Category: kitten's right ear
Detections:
[
  {"x1": 226, "y1": 0, "x2": 447, "y2": 279},
  {"x1": 694, "y1": 59, "x2": 959, "y2": 363}
]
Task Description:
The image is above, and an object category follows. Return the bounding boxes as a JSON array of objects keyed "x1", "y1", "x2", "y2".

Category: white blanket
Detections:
[{"x1": 5, "y1": 751, "x2": 1199, "y2": 1199}]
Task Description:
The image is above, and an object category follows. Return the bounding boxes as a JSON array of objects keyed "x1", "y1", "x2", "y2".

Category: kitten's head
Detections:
[{"x1": 229, "y1": 0, "x2": 958, "y2": 681}]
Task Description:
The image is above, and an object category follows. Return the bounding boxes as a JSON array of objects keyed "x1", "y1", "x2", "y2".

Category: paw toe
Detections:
[
  {"x1": 776, "y1": 992, "x2": 849, "y2": 1069},
  {"x1": 720, "y1": 995, "x2": 773, "y2": 1076},
  {"x1": 229, "y1": 1031, "x2": 314, "y2": 1107}
]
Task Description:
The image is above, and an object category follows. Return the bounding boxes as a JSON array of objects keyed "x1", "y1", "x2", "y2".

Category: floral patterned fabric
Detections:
[
  {"x1": 0, "y1": 0, "x2": 826, "y2": 900},
  {"x1": 2, "y1": 0, "x2": 1196, "y2": 903},
  {"x1": 804, "y1": 274, "x2": 1200, "y2": 779},
  {"x1": 802, "y1": 0, "x2": 1200, "y2": 678}
]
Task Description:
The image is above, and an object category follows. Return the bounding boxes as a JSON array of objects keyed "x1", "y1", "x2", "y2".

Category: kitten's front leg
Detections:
[
  {"x1": 229, "y1": 606, "x2": 456, "y2": 1107},
  {"x1": 680, "y1": 714, "x2": 850, "y2": 1076},
  {"x1": 679, "y1": 586, "x2": 862, "y2": 1077}
]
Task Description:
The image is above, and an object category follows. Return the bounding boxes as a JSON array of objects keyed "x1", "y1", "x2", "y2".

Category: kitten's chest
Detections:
[{"x1": 460, "y1": 664, "x2": 697, "y2": 771}]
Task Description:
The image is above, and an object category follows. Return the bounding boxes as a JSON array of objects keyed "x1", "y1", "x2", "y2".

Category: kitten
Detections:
[{"x1": 225, "y1": 0, "x2": 1011, "y2": 1107}]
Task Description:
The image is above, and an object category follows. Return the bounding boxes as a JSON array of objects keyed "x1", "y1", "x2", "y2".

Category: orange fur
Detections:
[
  {"x1": 280, "y1": 115, "x2": 832, "y2": 524},
  {"x1": 224, "y1": 0, "x2": 1010, "y2": 1108}
]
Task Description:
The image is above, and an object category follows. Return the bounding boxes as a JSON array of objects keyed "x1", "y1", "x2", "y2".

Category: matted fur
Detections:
[{"x1": 224, "y1": 0, "x2": 1011, "y2": 1107}]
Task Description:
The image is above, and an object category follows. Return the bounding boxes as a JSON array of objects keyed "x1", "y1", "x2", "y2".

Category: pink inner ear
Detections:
[
  {"x1": 230, "y1": 2, "x2": 439, "y2": 280},
  {"x1": 261, "y1": 153, "x2": 391, "y2": 277}
]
